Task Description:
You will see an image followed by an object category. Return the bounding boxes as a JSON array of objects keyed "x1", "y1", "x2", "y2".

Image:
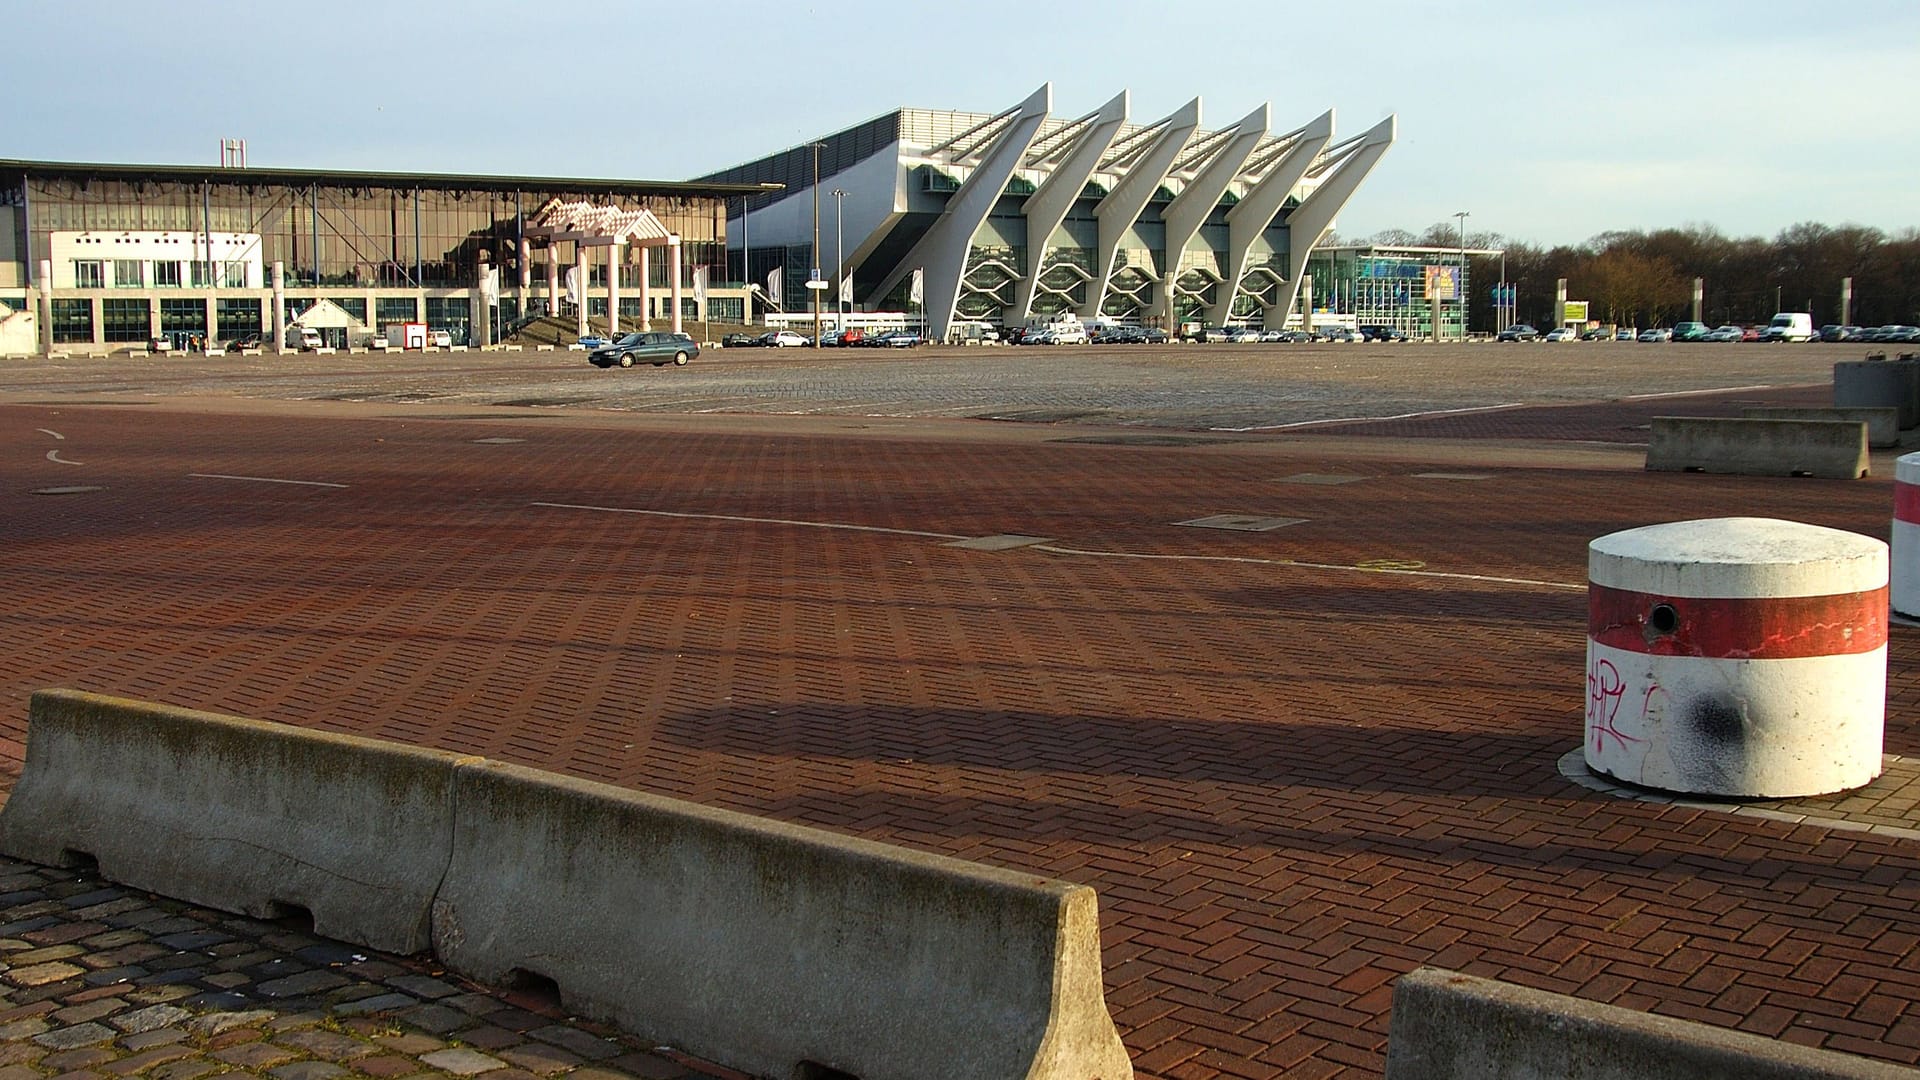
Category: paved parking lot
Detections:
[{"x1": 0, "y1": 342, "x2": 1911, "y2": 1079}]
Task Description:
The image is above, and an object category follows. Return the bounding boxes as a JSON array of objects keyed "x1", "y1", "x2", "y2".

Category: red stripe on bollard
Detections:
[
  {"x1": 1898, "y1": 481, "x2": 1920, "y2": 526},
  {"x1": 1589, "y1": 583, "x2": 1887, "y2": 659}
]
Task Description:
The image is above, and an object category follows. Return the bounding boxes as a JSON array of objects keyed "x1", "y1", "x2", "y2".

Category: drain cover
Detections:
[
  {"x1": 32, "y1": 486, "x2": 103, "y2": 495},
  {"x1": 472, "y1": 437, "x2": 526, "y2": 444},
  {"x1": 1051, "y1": 435, "x2": 1239, "y2": 447},
  {"x1": 1413, "y1": 472, "x2": 1494, "y2": 481},
  {"x1": 1175, "y1": 514, "x2": 1307, "y2": 532},
  {"x1": 1276, "y1": 473, "x2": 1365, "y2": 485},
  {"x1": 944, "y1": 534, "x2": 1054, "y2": 551}
]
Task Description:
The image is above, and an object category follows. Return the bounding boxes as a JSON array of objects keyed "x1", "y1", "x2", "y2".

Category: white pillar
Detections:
[
  {"x1": 669, "y1": 237, "x2": 683, "y2": 336},
  {"x1": 546, "y1": 242, "x2": 559, "y2": 319},
  {"x1": 474, "y1": 261, "x2": 491, "y2": 348},
  {"x1": 38, "y1": 259, "x2": 53, "y2": 356},
  {"x1": 272, "y1": 261, "x2": 286, "y2": 355},
  {"x1": 607, "y1": 242, "x2": 621, "y2": 339},
  {"x1": 639, "y1": 246, "x2": 652, "y2": 331},
  {"x1": 574, "y1": 242, "x2": 588, "y2": 340},
  {"x1": 517, "y1": 238, "x2": 530, "y2": 323}
]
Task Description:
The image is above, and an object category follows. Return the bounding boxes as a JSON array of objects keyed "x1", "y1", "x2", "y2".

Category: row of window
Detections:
[
  {"x1": 72, "y1": 259, "x2": 251, "y2": 289},
  {"x1": 49, "y1": 297, "x2": 266, "y2": 343}
]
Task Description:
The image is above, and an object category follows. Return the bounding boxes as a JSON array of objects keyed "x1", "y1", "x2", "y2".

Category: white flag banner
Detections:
[
  {"x1": 565, "y1": 266, "x2": 581, "y2": 306},
  {"x1": 909, "y1": 267, "x2": 924, "y2": 305},
  {"x1": 839, "y1": 274, "x2": 852, "y2": 304},
  {"x1": 693, "y1": 267, "x2": 708, "y2": 306},
  {"x1": 480, "y1": 267, "x2": 499, "y2": 303},
  {"x1": 766, "y1": 267, "x2": 782, "y2": 301}
]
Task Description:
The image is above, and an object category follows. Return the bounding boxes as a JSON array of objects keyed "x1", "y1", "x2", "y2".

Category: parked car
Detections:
[
  {"x1": 1670, "y1": 321, "x2": 1710, "y2": 342},
  {"x1": 1886, "y1": 326, "x2": 1920, "y2": 343},
  {"x1": 1638, "y1": 327, "x2": 1672, "y2": 342},
  {"x1": 1279, "y1": 330, "x2": 1316, "y2": 343},
  {"x1": 822, "y1": 329, "x2": 865, "y2": 347},
  {"x1": 1359, "y1": 325, "x2": 1407, "y2": 342},
  {"x1": 1704, "y1": 325, "x2": 1744, "y2": 342},
  {"x1": 868, "y1": 330, "x2": 924, "y2": 347},
  {"x1": 1225, "y1": 327, "x2": 1262, "y2": 343},
  {"x1": 1819, "y1": 324, "x2": 1865, "y2": 343},
  {"x1": 1021, "y1": 328, "x2": 1060, "y2": 345},
  {"x1": 1319, "y1": 326, "x2": 1360, "y2": 343},
  {"x1": 1543, "y1": 327, "x2": 1578, "y2": 342},
  {"x1": 1130, "y1": 327, "x2": 1169, "y2": 344},
  {"x1": 1497, "y1": 324, "x2": 1540, "y2": 342},
  {"x1": 1760, "y1": 312, "x2": 1817, "y2": 342},
  {"x1": 760, "y1": 330, "x2": 809, "y2": 347},
  {"x1": 1614, "y1": 329, "x2": 1636, "y2": 341},
  {"x1": 1580, "y1": 328, "x2": 1611, "y2": 341},
  {"x1": 720, "y1": 332, "x2": 759, "y2": 348},
  {"x1": 588, "y1": 331, "x2": 698, "y2": 368}
]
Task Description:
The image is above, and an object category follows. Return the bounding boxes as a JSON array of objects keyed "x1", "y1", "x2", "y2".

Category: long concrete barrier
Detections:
[
  {"x1": 0, "y1": 691, "x2": 1132, "y2": 1080},
  {"x1": 1647, "y1": 416, "x2": 1870, "y2": 479},
  {"x1": 1835, "y1": 359, "x2": 1920, "y2": 429},
  {"x1": 1744, "y1": 406, "x2": 1900, "y2": 448},
  {"x1": 0, "y1": 689, "x2": 459, "y2": 954},
  {"x1": 1386, "y1": 967, "x2": 1920, "y2": 1079}
]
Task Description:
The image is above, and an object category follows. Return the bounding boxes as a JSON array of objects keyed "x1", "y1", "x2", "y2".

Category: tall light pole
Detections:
[
  {"x1": 1455, "y1": 210, "x2": 1470, "y2": 340},
  {"x1": 810, "y1": 142, "x2": 824, "y2": 350},
  {"x1": 831, "y1": 188, "x2": 847, "y2": 337}
]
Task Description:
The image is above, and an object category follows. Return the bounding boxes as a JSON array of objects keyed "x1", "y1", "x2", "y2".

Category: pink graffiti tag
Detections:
[{"x1": 1586, "y1": 657, "x2": 1644, "y2": 755}]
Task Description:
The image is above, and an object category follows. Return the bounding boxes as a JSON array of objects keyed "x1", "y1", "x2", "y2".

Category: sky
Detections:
[{"x1": 8, "y1": 0, "x2": 1917, "y2": 249}]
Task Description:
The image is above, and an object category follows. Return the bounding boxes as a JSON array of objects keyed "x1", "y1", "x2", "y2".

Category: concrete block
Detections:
[
  {"x1": 1835, "y1": 359, "x2": 1920, "y2": 429},
  {"x1": 435, "y1": 759, "x2": 1132, "y2": 1080},
  {"x1": 0, "y1": 689, "x2": 460, "y2": 954},
  {"x1": 1386, "y1": 967, "x2": 1920, "y2": 1079},
  {"x1": 1647, "y1": 416, "x2": 1869, "y2": 479},
  {"x1": 1744, "y1": 406, "x2": 1899, "y2": 447}
]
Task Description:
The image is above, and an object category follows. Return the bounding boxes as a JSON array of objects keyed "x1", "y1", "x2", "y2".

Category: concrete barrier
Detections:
[
  {"x1": 0, "y1": 689, "x2": 459, "y2": 953},
  {"x1": 1744, "y1": 406, "x2": 1899, "y2": 448},
  {"x1": 1647, "y1": 416, "x2": 1870, "y2": 479},
  {"x1": 1835, "y1": 359, "x2": 1920, "y2": 429},
  {"x1": 435, "y1": 759, "x2": 1131, "y2": 1080},
  {"x1": 0, "y1": 691, "x2": 1132, "y2": 1080},
  {"x1": 1386, "y1": 967, "x2": 1920, "y2": 1079}
]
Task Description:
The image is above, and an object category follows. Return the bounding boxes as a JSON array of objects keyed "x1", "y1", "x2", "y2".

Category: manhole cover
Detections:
[
  {"x1": 1413, "y1": 472, "x2": 1494, "y2": 481},
  {"x1": 944, "y1": 534, "x2": 1054, "y2": 551},
  {"x1": 1175, "y1": 514, "x2": 1307, "y2": 532},
  {"x1": 1276, "y1": 473, "x2": 1365, "y2": 485},
  {"x1": 499, "y1": 397, "x2": 592, "y2": 408},
  {"x1": 32, "y1": 486, "x2": 103, "y2": 495},
  {"x1": 472, "y1": 437, "x2": 526, "y2": 444}
]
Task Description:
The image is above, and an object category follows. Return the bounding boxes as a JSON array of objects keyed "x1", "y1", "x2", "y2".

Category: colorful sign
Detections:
[{"x1": 1423, "y1": 265, "x2": 1458, "y2": 301}]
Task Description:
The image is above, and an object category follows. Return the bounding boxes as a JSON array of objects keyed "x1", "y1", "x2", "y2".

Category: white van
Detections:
[{"x1": 1761, "y1": 312, "x2": 1816, "y2": 342}]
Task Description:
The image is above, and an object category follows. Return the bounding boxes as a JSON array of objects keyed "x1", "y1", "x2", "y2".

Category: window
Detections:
[
  {"x1": 191, "y1": 261, "x2": 213, "y2": 288},
  {"x1": 376, "y1": 297, "x2": 418, "y2": 325},
  {"x1": 708, "y1": 297, "x2": 744, "y2": 323},
  {"x1": 330, "y1": 297, "x2": 367, "y2": 323},
  {"x1": 72, "y1": 261, "x2": 105, "y2": 289},
  {"x1": 216, "y1": 298, "x2": 262, "y2": 340},
  {"x1": 101, "y1": 298, "x2": 150, "y2": 342},
  {"x1": 426, "y1": 297, "x2": 470, "y2": 340},
  {"x1": 223, "y1": 261, "x2": 249, "y2": 288},
  {"x1": 152, "y1": 261, "x2": 183, "y2": 288},
  {"x1": 160, "y1": 298, "x2": 207, "y2": 335},
  {"x1": 113, "y1": 260, "x2": 143, "y2": 288},
  {"x1": 51, "y1": 299, "x2": 94, "y2": 343}
]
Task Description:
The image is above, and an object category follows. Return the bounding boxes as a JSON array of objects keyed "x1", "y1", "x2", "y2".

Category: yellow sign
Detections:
[
  {"x1": 1563, "y1": 300, "x2": 1590, "y2": 323},
  {"x1": 1424, "y1": 266, "x2": 1458, "y2": 301}
]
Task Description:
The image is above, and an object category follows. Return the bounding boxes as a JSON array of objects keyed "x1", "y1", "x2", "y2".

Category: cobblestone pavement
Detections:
[
  {"x1": 0, "y1": 860, "x2": 737, "y2": 1080},
  {"x1": 0, "y1": 348, "x2": 1915, "y2": 1079}
]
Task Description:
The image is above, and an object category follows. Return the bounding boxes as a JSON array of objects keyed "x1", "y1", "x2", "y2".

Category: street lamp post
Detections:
[
  {"x1": 811, "y1": 142, "x2": 823, "y2": 349},
  {"x1": 831, "y1": 188, "x2": 847, "y2": 339},
  {"x1": 1455, "y1": 210, "x2": 1470, "y2": 341}
]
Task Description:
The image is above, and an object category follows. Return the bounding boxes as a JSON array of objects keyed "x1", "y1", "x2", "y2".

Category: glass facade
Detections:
[
  {"x1": 51, "y1": 298, "x2": 92, "y2": 343},
  {"x1": 159, "y1": 298, "x2": 206, "y2": 336},
  {"x1": 216, "y1": 298, "x2": 262, "y2": 339},
  {"x1": 101, "y1": 298, "x2": 148, "y2": 342},
  {"x1": 1304, "y1": 247, "x2": 1471, "y2": 338}
]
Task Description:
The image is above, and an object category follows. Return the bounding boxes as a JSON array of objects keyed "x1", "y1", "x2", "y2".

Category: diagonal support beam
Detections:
[
  {"x1": 1207, "y1": 110, "x2": 1333, "y2": 328},
  {"x1": 1080, "y1": 98, "x2": 1200, "y2": 318},
  {"x1": 1154, "y1": 103, "x2": 1269, "y2": 325},
  {"x1": 1268, "y1": 114, "x2": 1396, "y2": 330},
  {"x1": 1012, "y1": 90, "x2": 1129, "y2": 322}
]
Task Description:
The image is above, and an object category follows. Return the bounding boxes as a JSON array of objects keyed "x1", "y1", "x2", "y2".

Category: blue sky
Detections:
[{"x1": 10, "y1": 0, "x2": 1916, "y2": 247}]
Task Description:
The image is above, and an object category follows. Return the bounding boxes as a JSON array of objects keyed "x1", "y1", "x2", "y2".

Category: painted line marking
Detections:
[
  {"x1": 530, "y1": 502, "x2": 1582, "y2": 591},
  {"x1": 1623, "y1": 384, "x2": 1774, "y2": 401},
  {"x1": 188, "y1": 473, "x2": 349, "y2": 488},
  {"x1": 36, "y1": 429, "x2": 65, "y2": 440},
  {"x1": 1212, "y1": 402, "x2": 1528, "y2": 432},
  {"x1": 46, "y1": 450, "x2": 82, "y2": 466}
]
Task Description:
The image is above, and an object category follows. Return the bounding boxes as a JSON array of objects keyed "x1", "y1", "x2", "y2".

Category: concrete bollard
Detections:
[
  {"x1": 1897, "y1": 453, "x2": 1920, "y2": 619},
  {"x1": 1586, "y1": 517, "x2": 1888, "y2": 797}
]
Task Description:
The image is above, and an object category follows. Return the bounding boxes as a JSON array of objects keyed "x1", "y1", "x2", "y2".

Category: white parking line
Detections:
[
  {"x1": 36, "y1": 429, "x2": 65, "y2": 440},
  {"x1": 46, "y1": 450, "x2": 82, "y2": 466},
  {"x1": 189, "y1": 473, "x2": 348, "y2": 488},
  {"x1": 531, "y1": 501, "x2": 963, "y2": 539},
  {"x1": 1213, "y1": 402, "x2": 1527, "y2": 432},
  {"x1": 1623, "y1": 384, "x2": 1774, "y2": 400}
]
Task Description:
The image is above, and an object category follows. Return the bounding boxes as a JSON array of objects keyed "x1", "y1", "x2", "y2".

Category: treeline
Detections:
[{"x1": 1363, "y1": 222, "x2": 1920, "y2": 331}]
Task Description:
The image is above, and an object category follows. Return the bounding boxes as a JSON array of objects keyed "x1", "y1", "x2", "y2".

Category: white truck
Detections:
[{"x1": 1761, "y1": 312, "x2": 1816, "y2": 342}]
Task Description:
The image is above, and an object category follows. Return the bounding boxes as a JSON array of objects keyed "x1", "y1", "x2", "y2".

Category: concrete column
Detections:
[
  {"x1": 517, "y1": 239, "x2": 530, "y2": 322},
  {"x1": 1555, "y1": 278, "x2": 1568, "y2": 328},
  {"x1": 204, "y1": 296, "x2": 217, "y2": 350},
  {"x1": 639, "y1": 246, "x2": 652, "y2": 331},
  {"x1": 1692, "y1": 277, "x2": 1704, "y2": 323},
  {"x1": 574, "y1": 243, "x2": 588, "y2": 341},
  {"x1": 474, "y1": 261, "x2": 491, "y2": 348},
  {"x1": 1586, "y1": 517, "x2": 1888, "y2": 798},
  {"x1": 1298, "y1": 274, "x2": 1312, "y2": 334},
  {"x1": 669, "y1": 237, "x2": 683, "y2": 336},
  {"x1": 546, "y1": 242, "x2": 559, "y2": 319},
  {"x1": 272, "y1": 262, "x2": 286, "y2": 355},
  {"x1": 38, "y1": 260, "x2": 53, "y2": 356},
  {"x1": 607, "y1": 243, "x2": 621, "y2": 339},
  {"x1": 1842, "y1": 276, "x2": 1853, "y2": 326}
]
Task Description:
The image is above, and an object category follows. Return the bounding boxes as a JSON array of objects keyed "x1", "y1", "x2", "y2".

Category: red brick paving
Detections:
[{"x1": 0, "y1": 395, "x2": 1914, "y2": 1078}]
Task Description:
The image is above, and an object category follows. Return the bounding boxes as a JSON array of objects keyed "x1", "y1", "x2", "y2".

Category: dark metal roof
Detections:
[{"x1": 0, "y1": 158, "x2": 779, "y2": 199}]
